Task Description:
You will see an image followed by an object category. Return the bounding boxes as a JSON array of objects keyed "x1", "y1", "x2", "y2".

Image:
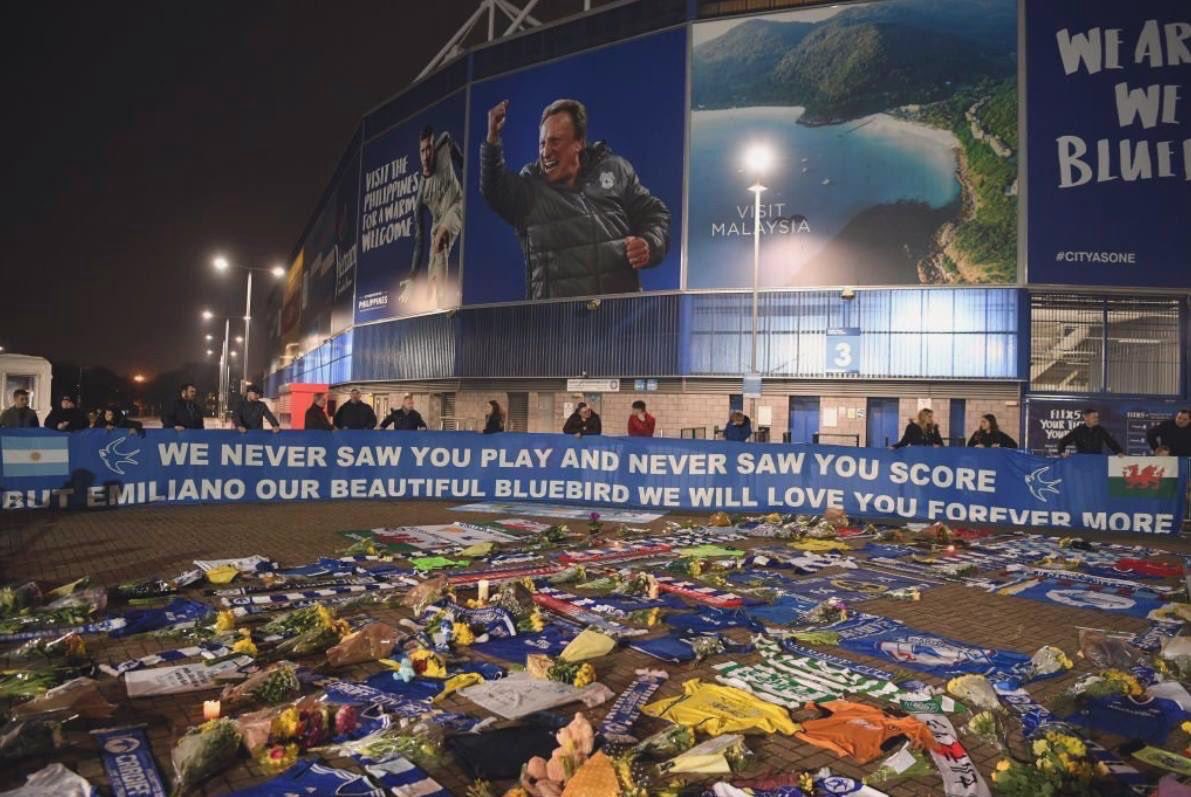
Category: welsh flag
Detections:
[{"x1": 1108, "y1": 456, "x2": 1179, "y2": 499}]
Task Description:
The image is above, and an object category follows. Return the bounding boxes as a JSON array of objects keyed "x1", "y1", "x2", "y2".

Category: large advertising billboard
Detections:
[
  {"x1": 1026, "y1": 396, "x2": 1182, "y2": 456},
  {"x1": 687, "y1": 0, "x2": 1019, "y2": 289},
  {"x1": 355, "y1": 91, "x2": 467, "y2": 324},
  {"x1": 462, "y1": 29, "x2": 685, "y2": 304},
  {"x1": 1025, "y1": 0, "x2": 1189, "y2": 287},
  {"x1": 299, "y1": 145, "x2": 360, "y2": 344}
]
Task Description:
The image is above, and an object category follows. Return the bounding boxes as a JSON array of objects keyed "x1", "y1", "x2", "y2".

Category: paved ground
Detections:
[{"x1": 0, "y1": 501, "x2": 1186, "y2": 796}]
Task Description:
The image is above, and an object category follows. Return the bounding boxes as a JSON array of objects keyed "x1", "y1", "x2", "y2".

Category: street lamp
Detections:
[
  {"x1": 132, "y1": 374, "x2": 146, "y2": 384},
  {"x1": 210, "y1": 255, "x2": 285, "y2": 395},
  {"x1": 201, "y1": 310, "x2": 233, "y2": 419},
  {"x1": 743, "y1": 143, "x2": 773, "y2": 433}
]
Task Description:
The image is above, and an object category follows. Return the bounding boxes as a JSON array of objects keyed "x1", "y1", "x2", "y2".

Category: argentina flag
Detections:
[{"x1": 1, "y1": 435, "x2": 70, "y2": 477}]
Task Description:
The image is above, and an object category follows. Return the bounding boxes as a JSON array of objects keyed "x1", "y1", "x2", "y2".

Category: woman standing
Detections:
[
  {"x1": 967, "y1": 414, "x2": 1017, "y2": 448},
  {"x1": 892, "y1": 408, "x2": 943, "y2": 448},
  {"x1": 483, "y1": 400, "x2": 505, "y2": 434}
]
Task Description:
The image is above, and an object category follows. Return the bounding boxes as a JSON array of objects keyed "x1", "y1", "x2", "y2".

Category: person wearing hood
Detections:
[
  {"x1": 44, "y1": 395, "x2": 88, "y2": 431},
  {"x1": 480, "y1": 97, "x2": 671, "y2": 299}
]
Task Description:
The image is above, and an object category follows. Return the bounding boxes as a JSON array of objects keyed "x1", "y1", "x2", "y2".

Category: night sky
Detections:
[{"x1": 1, "y1": 1, "x2": 585, "y2": 379}]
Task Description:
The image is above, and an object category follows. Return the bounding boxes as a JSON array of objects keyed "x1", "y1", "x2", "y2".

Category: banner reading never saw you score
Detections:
[{"x1": 0, "y1": 429, "x2": 1184, "y2": 533}]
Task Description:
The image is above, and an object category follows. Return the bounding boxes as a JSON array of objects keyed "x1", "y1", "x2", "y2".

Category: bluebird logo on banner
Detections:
[
  {"x1": 1025, "y1": 466, "x2": 1062, "y2": 502},
  {"x1": 99, "y1": 436, "x2": 140, "y2": 476}
]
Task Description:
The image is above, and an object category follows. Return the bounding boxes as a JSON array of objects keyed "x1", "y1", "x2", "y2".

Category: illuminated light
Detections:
[
  {"x1": 132, "y1": 374, "x2": 146, "y2": 383},
  {"x1": 201, "y1": 309, "x2": 214, "y2": 320},
  {"x1": 743, "y1": 143, "x2": 774, "y2": 175},
  {"x1": 206, "y1": 349, "x2": 214, "y2": 356},
  {"x1": 271, "y1": 265, "x2": 286, "y2": 279},
  {"x1": 235, "y1": 336, "x2": 243, "y2": 344},
  {"x1": 213, "y1": 256, "x2": 230, "y2": 271}
]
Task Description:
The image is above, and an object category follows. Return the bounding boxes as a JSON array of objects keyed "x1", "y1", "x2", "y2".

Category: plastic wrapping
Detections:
[{"x1": 326, "y1": 623, "x2": 404, "y2": 667}]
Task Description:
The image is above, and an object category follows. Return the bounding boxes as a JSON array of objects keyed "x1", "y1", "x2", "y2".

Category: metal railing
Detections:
[
  {"x1": 813, "y1": 433, "x2": 861, "y2": 446},
  {"x1": 680, "y1": 427, "x2": 707, "y2": 439}
]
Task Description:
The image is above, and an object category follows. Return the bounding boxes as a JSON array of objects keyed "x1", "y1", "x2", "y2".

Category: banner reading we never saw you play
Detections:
[{"x1": 0, "y1": 430, "x2": 1185, "y2": 533}]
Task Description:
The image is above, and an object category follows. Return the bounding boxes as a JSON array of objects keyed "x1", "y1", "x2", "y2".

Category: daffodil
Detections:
[
  {"x1": 1032, "y1": 739, "x2": 1050, "y2": 756},
  {"x1": 996, "y1": 760, "x2": 1011, "y2": 772},
  {"x1": 231, "y1": 634, "x2": 258, "y2": 658},
  {"x1": 1182, "y1": 720, "x2": 1191, "y2": 735},
  {"x1": 270, "y1": 706, "x2": 301, "y2": 739},
  {"x1": 452, "y1": 622, "x2": 475, "y2": 646},
  {"x1": 214, "y1": 610, "x2": 235, "y2": 632}
]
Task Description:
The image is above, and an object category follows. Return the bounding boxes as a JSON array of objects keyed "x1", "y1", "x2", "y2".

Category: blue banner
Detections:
[
  {"x1": 1026, "y1": 0, "x2": 1191, "y2": 287},
  {"x1": 0, "y1": 429, "x2": 1184, "y2": 533}
]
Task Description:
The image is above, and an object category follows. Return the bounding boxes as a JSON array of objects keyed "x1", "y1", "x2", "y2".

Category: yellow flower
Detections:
[
  {"x1": 573, "y1": 663, "x2": 596, "y2": 688},
  {"x1": 214, "y1": 610, "x2": 235, "y2": 632},
  {"x1": 1095, "y1": 762, "x2": 1110, "y2": 777},
  {"x1": 270, "y1": 706, "x2": 301, "y2": 739},
  {"x1": 520, "y1": 577, "x2": 536, "y2": 593},
  {"x1": 453, "y1": 622, "x2": 475, "y2": 646},
  {"x1": 231, "y1": 633, "x2": 258, "y2": 658},
  {"x1": 411, "y1": 648, "x2": 447, "y2": 678},
  {"x1": 1182, "y1": 720, "x2": 1191, "y2": 735},
  {"x1": 1032, "y1": 739, "x2": 1050, "y2": 756},
  {"x1": 996, "y1": 760, "x2": 1012, "y2": 772},
  {"x1": 259, "y1": 742, "x2": 299, "y2": 771},
  {"x1": 528, "y1": 608, "x2": 545, "y2": 632}
]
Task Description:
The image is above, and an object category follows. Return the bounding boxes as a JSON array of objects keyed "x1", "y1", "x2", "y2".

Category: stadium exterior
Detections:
[{"x1": 259, "y1": 0, "x2": 1190, "y2": 453}]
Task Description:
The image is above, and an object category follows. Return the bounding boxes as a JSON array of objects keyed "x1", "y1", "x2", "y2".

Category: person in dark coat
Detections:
[
  {"x1": 305, "y1": 393, "x2": 333, "y2": 431},
  {"x1": 483, "y1": 400, "x2": 505, "y2": 434},
  {"x1": 1146, "y1": 409, "x2": 1191, "y2": 456},
  {"x1": 1057, "y1": 408, "x2": 1122, "y2": 455},
  {"x1": 893, "y1": 408, "x2": 944, "y2": 448},
  {"x1": 162, "y1": 383, "x2": 204, "y2": 430},
  {"x1": 380, "y1": 394, "x2": 427, "y2": 431},
  {"x1": 0, "y1": 389, "x2": 38, "y2": 428},
  {"x1": 480, "y1": 98, "x2": 671, "y2": 299},
  {"x1": 723, "y1": 411, "x2": 752, "y2": 442},
  {"x1": 233, "y1": 385, "x2": 280, "y2": 432},
  {"x1": 44, "y1": 396, "x2": 89, "y2": 431},
  {"x1": 563, "y1": 404, "x2": 601, "y2": 436},
  {"x1": 333, "y1": 389, "x2": 377, "y2": 430},
  {"x1": 101, "y1": 406, "x2": 143, "y2": 433},
  {"x1": 967, "y1": 413, "x2": 1017, "y2": 448}
]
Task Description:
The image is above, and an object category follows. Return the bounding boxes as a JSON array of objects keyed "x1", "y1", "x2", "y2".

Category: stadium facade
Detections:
[{"x1": 259, "y1": 0, "x2": 1190, "y2": 453}]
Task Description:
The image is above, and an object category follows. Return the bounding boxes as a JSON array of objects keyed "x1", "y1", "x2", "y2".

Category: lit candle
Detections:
[
  {"x1": 203, "y1": 700, "x2": 221, "y2": 720},
  {"x1": 477, "y1": 580, "x2": 490, "y2": 604}
]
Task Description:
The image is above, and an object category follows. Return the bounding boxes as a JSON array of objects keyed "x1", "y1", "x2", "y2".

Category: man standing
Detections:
[
  {"x1": 407, "y1": 127, "x2": 463, "y2": 308},
  {"x1": 724, "y1": 411, "x2": 752, "y2": 442},
  {"x1": 233, "y1": 385, "x2": 280, "y2": 433},
  {"x1": 1057, "y1": 408, "x2": 1122, "y2": 455},
  {"x1": 481, "y1": 98, "x2": 671, "y2": 299},
  {"x1": 1146, "y1": 409, "x2": 1191, "y2": 456},
  {"x1": 0, "y1": 389, "x2": 38, "y2": 427},
  {"x1": 334, "y1": 389, "x2": 377, "y2": 430},
  {"x1": 306, "y1": 393, "x2": 334, "y2": 431},
  {"x1": 44, "y1": 395, "x2": 88, "y2": 431},
  {"x1": 380, "y1": 394, "x2": 427, "y2": 431},
  {"x1": 162, "y1": 383, "x2": 204, "y2": 431},
  {"x1": 628, "y1": 400, "x2": 655, "y2": 437},
  {"x1": 564, "y1": 404, "x2": 601, "y2": 436}
]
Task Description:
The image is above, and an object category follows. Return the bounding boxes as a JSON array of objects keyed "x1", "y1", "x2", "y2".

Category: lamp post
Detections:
[
  {"x1": 743, "y1": 144, "x2": 773, "y2": 436},
  {"x1": 202, "y1": 310, "x2": 233, "y2": 420},
  {"x1": 212, "y1": 256, "x2": 285, "y2": 395}
]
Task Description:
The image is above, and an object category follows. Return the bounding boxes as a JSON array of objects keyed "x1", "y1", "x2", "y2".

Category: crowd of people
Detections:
[{"x1": 2, "y1": 385, "x2": 1189, "y2": 457}]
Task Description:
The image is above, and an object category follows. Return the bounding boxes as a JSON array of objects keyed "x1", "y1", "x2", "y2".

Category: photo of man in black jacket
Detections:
[
  {"x1": 1146, "y1": 409, "x2": 1191, "y2": 456},
  {"x1": 480, "y1": 98, "x2": 670, "y2": 299},
  {"x1": 334, "y1": 389, "x2": 377, "y2": 430}
]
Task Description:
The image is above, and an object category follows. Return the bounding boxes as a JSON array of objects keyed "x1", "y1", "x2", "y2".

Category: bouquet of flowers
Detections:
[
  {"x1": 0, "y1": 583, "x2": 41, "y2": 615},
  {"x1": 546, "y1": 659, "x2": 596, "y2": 688},
  {"x1": 250, "y1": 697, "x2": 360, "y2": 768},
  {"x1": 1025, "y1": 645, "x2": 1074, "y2": 680},
  {"x1": 10, "y1": 632, "x2": 86, "y2": 664},
  {"x1": 400, "y1": 576, "x2": 449, "y2": 616},
  {"x1": 11, "y1": 676, "x2": 114, "y2": 719},
  {"x1": 264, "y1": 605, "x2": 350, "y2": 660},
  {"x1": 0, "y1": 715, "x2": 66, "y2": 761},
  {"x1": 326, "y1": 622, "x2": 404, "y2": 667},
  {"x1": 801, "y1": 597, "x2": 849, "y2": 625},
  {"x1": 1050, "y1": 670, "x2": 1143, "y2": 718},
  {"x1": 946, "y1": 674, "x2": 1001, "y2": 712},
  {"x1": 965, "y1": 710, "x2": 1007, "y2": 751},
  {"x1": 220, "y1": 662, "x2": 300, "y2": 709},
  {"x1": 990, "y1": 730, "x2": 1120, "y2": 797},
  {"x1": 170, "y1": 718, "x2": 242, "y2": 795}
]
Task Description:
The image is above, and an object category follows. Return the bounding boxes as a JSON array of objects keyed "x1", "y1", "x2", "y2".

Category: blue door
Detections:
[
  {"x1": 949, "y1": 399, "x2": 967, "y2": 446},
  {"x1": 788, "y1": 396, "x2": 820, "y2": 443},
  {"x1": 866, "y1": 397, "x2": 900, "y2": 447}
]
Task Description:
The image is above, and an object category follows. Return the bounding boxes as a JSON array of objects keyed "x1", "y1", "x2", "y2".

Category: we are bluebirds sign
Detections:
[{"x1": 0, "y1": 429, "x2": 1184, "y2": 534}]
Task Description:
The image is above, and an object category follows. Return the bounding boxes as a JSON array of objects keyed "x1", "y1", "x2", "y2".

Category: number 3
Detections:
[{"x1": 833, "y1": 341, "x2": 853, "y2": 368}]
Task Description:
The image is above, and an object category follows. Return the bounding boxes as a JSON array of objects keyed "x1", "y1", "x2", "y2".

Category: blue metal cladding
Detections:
[
  {"x1": 352, "y1": 314, "x2": 456, "y2": 382},
  {"x1": 681, "y1": 289, "x2": 1022, "y2": 379},
  {"x1": 456, "y1": 295, "x2": 681, "y2": 377},
  {"x1": 285, "y1": 289, "x2": 1021, "y2": 386}
]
